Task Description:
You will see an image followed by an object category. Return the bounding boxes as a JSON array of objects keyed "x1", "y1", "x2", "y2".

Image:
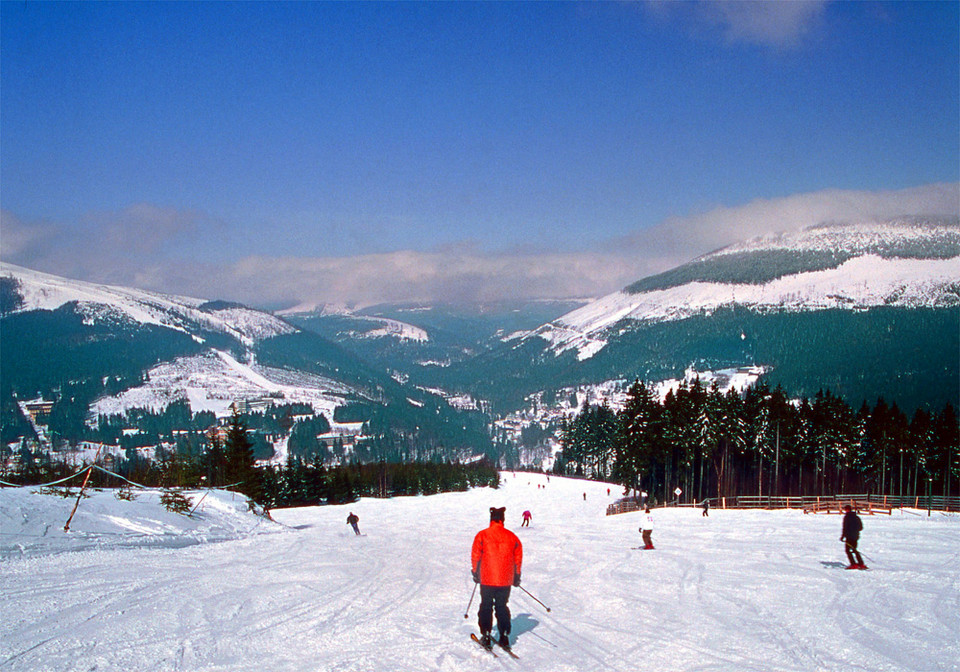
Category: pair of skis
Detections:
[{"x1": 470, "y1": 633, "x2": 519, "y2": 659}]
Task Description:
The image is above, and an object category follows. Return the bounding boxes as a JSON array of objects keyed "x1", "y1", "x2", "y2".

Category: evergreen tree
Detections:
[
  {"x1": 614, "y1": 380, "x2": 660, "y2": 494},
  {"x1": 224, "y1": 408, "x2": 258, "y2": 498}
]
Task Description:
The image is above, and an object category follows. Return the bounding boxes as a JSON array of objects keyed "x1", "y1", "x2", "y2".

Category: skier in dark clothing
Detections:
[
  {"x1": 701, "y1": 499, "x2": 709, "y2": 517},
  {"x1": 840, "y1": 505, "x2": 865, "y2": 569},
  {"x1": 347, "y1": 512, "x2": 361, "y2": 535},
  {"x1": 471, "y1": 507, "x2": 522, "y2": 649}
]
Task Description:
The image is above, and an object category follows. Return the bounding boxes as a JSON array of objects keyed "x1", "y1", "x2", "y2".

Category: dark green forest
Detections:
[
  {"x1": 3, "y1": 405, "x2": 501, "y2": 507},
  {"x1": 557, "y1": 380, "x2": 959, "y2": 504},
  {"x1": 428, "y1": 306, "x2": 959, "y2": 414}
]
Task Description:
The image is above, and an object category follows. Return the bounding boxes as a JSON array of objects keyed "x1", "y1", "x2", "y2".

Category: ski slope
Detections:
[{"x1": 1, "y1": 474, "x2": 958, "y2": 672}]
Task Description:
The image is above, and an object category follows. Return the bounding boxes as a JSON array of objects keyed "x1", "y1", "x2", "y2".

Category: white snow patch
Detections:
[
  {"x1": 360, "y1": 317, "x2": 429, "y2": 342},
  {"x1": 90, "y1": 350, "x2": 353, "y2": 419}
]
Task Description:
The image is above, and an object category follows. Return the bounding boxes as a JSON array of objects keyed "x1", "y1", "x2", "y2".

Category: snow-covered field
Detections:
[
  {"x1": 89, "y1": 350, "x2": 352, "y2": 419},
  {"x1": 2, "y1": 474, "x2": 958, "y2": 672}
]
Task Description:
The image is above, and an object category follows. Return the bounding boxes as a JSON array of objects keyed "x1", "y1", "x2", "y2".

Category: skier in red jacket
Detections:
[{"x1": 471, "y1": 506, "x2": 523, "y2": 649}]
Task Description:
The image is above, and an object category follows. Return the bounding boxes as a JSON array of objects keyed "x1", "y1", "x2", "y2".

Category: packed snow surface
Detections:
[{"x1": 2, "y1": 474, "x2": 958, "y2": 672}]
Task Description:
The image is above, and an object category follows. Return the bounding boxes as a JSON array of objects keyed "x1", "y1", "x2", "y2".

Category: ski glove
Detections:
[
  {"x1": 513, "y1": 573, "x2": 521, "y2": 587},
  {"x1": 472, "y1": 570, "x2": 480, "y2": 584}
]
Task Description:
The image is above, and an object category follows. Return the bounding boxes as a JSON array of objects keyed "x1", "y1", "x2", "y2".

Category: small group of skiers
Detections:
[{"x1": 349, "y1": 493, "x2": 868, "y2": 655}]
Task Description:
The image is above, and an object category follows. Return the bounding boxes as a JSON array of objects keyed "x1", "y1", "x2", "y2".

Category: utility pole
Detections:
[
  {"x1": 899, "y1": 447, "x2": 904, "y2": 501},
  {"x1": 774, "y1": 423, "x2": 780, "y2": 498}
]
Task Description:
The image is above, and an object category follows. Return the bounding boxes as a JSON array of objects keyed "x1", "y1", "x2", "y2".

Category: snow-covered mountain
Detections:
[
  {"x1": 0, "y1": 262, "x2": 296, "y2": 347},
  {"x1": 430, "y1": 218, "x2": 959, "y2": 413},
  {"x1": 0, "y1": 264, "x2": 496, "y2": 458},
  {"x1": 0, "y1": 263, "x2": 402, "y2": 420},
  {"x1": 531, "y1": 218, "x2": 960, "y2": 361}
]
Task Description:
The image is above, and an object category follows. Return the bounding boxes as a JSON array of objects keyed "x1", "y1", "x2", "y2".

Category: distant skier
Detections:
[
  {"x1": 583, "y1": 492, "x2": 587, "y2": 501},
  {"x1": 347, "y1": 512, "x2": 361, "y2": 536},
  {"x1": 521, "y1": 510, "x2": 532, "y2": 527},
  {"x1": 471, "y1": 506, "x2": 523, "y2": 649},
  {"x1": 840, "y1": 504, "x2": 865, "y2": 569},
  {"x1": 639, "y1": 506, "x2": 654, "y2": 549},
  {"x1": 701, "y1": 499, "x2": 709, "y2": 517}
]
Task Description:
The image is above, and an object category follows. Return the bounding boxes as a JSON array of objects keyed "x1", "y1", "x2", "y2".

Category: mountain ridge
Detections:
[{"x1": 533, "y1": 219, "x2": 960, "y2": 362}]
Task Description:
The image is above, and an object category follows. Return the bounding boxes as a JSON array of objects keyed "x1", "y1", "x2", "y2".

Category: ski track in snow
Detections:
[{"x1": 1, "y1": 475, "x2": 958, "y2": 672}]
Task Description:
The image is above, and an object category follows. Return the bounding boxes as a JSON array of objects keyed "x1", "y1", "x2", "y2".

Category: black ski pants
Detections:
[
  {"x1": 478, "y1": 585, "x2": 511, "y2": 636},
  {"x1": 844, "y1": 536, "x2": 863, "y2": 566}
]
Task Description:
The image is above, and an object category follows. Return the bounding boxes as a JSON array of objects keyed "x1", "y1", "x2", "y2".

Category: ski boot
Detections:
[
  {"x1": 480, "y1": 631, "x2": 492, "y2": 648},
  {"x1": 498, "y1": 633, "x2": 510, "y2": 649}
]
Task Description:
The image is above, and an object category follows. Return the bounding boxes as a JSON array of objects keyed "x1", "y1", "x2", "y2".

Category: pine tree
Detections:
[
  {"x1": 224, "y1": 408, "x2": 257, "y2": 498},
  {"x1": 614, "y1": 380, "x2": 659, "y2": 494}
]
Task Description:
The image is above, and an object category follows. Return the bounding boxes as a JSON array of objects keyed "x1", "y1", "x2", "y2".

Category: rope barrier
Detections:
[
  {"x1": 90, "y1": 465, "x2": 148, "y2": 489},
  {"x1": 0, "y1": 466, "x2": 92, "y2": 489},
  {"x1": 1, "y1": 468, "x2": 243, "y2": 492}
]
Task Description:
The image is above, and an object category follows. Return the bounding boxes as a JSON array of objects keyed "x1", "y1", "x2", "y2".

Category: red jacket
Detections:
[{"x1": 471, "y1": 521, "x2": 522, "y2": 587}]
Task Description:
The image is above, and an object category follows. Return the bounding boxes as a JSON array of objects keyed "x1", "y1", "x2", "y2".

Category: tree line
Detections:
[
  {"x1": 3, "y1": 408, "x2": 501, "y2": 508},
  {"x1": 557, "y1": 380, "x2": 959, "y2": 503}
]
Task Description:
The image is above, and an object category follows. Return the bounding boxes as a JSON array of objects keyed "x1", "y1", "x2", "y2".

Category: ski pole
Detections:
[
  {"x1": 845, "y1": 540, "x2": 875, "y2": 565},
  {"x1": 518, "y1": 585, "x2": 551, "y2": 613},
  {"x1": 463, "y1": 582, "x2": 478, "y2": 619}
]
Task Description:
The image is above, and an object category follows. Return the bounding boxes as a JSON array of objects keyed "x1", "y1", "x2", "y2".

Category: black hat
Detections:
[{"x1": 490, "y1": 507, "x2": 506, "y2": 521}]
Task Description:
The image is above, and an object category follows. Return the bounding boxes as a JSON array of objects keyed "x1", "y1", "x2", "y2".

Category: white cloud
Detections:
[
  {"x1": 216, "y1": 250, "x2": 641, "y2": 308},
  {"x1": 618, "y1": 182, "x2": 960, "y2": 263},
  {"x1": 646, "y1": 0, "x2": 830, "y2": 50},
  {"x1": 706, "y1": 1, "x2": 828, "y2": 49},
  {"x1": 0, "y1": 204, "x2": 224, "y2": 287},
  {"x1": 3, "y1": 183, "x2": 957, "y2": 308}
]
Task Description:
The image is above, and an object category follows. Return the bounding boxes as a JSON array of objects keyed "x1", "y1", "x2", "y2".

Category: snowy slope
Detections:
[
  {"x1": 89, "y1": 350, "x2": 355, "y2": 418},
  {"x1": 359, "y1": 315, "x2": 429, "y2": 342},
  {"x1": 280, "y1": 304, "x2": 430, "y2": 343},
  {"x1": 710, "y1": 216, "x2": 959, "y2": 259},
  {"x1": 530, "y1": 221, "x2": 960, "y2": 360},
  {"x1": 2, "y1": 474, "x2": 957, "y2": 672},
  {"x1": 0, "y1": 487, "x2": 273, "y2": 559},
  {"x1": 0, "y1": 262, "x2": 296, "y2": 346}
]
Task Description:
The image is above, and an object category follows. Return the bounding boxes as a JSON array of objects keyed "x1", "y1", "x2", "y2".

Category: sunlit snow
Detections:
[{"x1": 2, "y1": 474, "x2": 957, "y2": 672}]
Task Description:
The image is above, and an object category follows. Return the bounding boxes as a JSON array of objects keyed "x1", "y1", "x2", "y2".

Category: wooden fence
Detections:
[{"x1": 606, "y1": 493, "x2": 960, "y2": 515}]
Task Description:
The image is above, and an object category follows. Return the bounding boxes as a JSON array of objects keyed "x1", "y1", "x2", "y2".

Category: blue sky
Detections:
[{"x1": 1, "y1": 1, "x2": 958, "y2": 307}]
